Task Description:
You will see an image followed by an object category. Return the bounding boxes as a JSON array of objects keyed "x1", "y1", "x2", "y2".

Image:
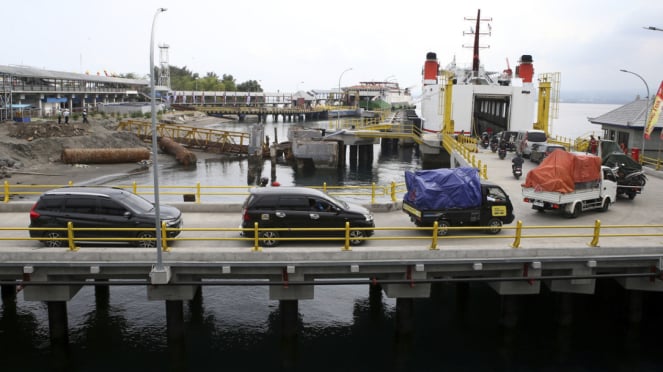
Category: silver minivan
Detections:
[{"x1": 516, "y1": 130, "x2": 547, "y2": 158}]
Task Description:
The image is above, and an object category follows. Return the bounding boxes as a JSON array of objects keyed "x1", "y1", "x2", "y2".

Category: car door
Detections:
[
  {"x1": 94, "y1": 198, "x2": 135, "y2": 240},
  {"x1": 305, "y1": 197, "x2": 343, "y2": 237},
  {"x1": 60, "y1": 197, "x2": 100, "y2": 239},
  {"x1": 274, "y1": 195, "x2": 313, "y2": 238}
]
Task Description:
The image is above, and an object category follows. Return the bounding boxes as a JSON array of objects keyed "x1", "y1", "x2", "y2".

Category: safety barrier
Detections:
[
  {"x1": 2, "y1": 180, "x2": 407, "y2": 204},
  {"x1": 8, "y1": 220, "x2": 663, "y2": 252}
]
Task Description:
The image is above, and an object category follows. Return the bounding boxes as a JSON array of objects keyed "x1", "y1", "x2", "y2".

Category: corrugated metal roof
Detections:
[
  {"x1": 588, "y1": 98, "x2": 662, "y2": 129},
  {"x1": 0, "y1": 64, "x2": 148, "y2": 86}
]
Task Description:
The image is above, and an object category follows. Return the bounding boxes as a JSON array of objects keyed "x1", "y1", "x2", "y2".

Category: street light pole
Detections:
[
  {"x1": 620, "y1": 69, "x2": 650, "y2": 163},
  {"x1": 150, "y1": 7, "x2": 167, "y2": 272},
  {"x1": 338, "y1": 67, "x2": 352, "y2": 127}
]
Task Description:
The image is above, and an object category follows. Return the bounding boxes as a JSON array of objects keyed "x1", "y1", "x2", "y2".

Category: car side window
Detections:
[
  {"x1": 279, "y1": 196, "x2": 310, "y2": 211},
  {"x1": 251, "y1": 195, "x2": 278, "y2": 210},
  {"x1": 38, "y1": 198, "x2": 63, "y2": 212},
  {"x1": 97, "y1": 199, "x2": 128, "y2": 216},
  {"x1": 64, "y1": 198, "x2": 96, "y2": 214},
  {"x1": 309, "y1": 198, "x2": 331, "y2": 212}
]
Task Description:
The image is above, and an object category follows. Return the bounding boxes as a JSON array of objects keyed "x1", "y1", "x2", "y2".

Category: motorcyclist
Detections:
[{"x1": 511, "y1": 153, "x2": 524, "y2": 171}]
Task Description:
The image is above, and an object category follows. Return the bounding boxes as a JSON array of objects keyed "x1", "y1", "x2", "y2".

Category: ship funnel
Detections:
[
  {"x1": 423, "y1": 52, "x2": 439, "y2": 85},
  {"x1": 516, "y1": 54, "x2": 534, "y2": 83}
]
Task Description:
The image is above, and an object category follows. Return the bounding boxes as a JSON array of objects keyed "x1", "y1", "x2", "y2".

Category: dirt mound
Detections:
[{"x1": 0, "y1": 119, "x2": 148, "y2": 174}]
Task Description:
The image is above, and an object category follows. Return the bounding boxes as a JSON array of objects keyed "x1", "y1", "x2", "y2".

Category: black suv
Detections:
[
  {"x1": 29, "y1": 186, "x2": 183, "y2": 247},
  {"x1": 240, "y1": 187, "x2": 375, "y2": 247}
]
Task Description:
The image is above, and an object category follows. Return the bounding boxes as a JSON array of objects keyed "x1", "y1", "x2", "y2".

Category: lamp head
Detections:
[{"x1": 159, "y1": 7, "x2": 167, "y2": 12}]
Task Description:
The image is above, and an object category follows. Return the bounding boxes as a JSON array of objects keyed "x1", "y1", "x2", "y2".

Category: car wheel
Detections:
[
  {"x1": 260, "y1": 231, "x2": 280, "y2": 247},
  {"x1": 348, "y1": 230, "x2": 366, "y2": 245},
  {"x1": 43, "y1": 231, "x2": 64, "y2": 247},
  {"x1": 485, "y1": 218, "x2": 503, "y2": 234},
  {"x1": 627, "y1": 191, "x2": 636, "y2": 200},
  {"x1": 136, "y1": 232, "x2": 156, "y2": 248},
  {"x1": 437, "y1": 220, "x2": 450, "y2": 236},
  {"x1": 601, "y1": 198, "x2": 610, "y2": 212},
  {"x1": 566, "y1": 203, "x2": 582, "y2": 219}
]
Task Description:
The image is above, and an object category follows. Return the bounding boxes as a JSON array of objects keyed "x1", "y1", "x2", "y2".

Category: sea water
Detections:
[
  {"x1": 7, "y1": 102, "x2": 661, "y2": 372},
  {"x1": 98, "y1": 102, "x2": 621, "y2": 204}
]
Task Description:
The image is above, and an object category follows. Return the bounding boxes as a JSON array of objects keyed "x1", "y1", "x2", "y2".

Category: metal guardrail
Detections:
[
  {"x1": 8, "y1": 220, "x2": 663, "y2": 252},
  {"x1": 2, "y1": 180, "x2": 408, "y2": 204}
]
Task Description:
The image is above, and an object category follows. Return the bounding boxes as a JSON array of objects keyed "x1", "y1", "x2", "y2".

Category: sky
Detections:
[{"x1": 4, "y1": 0, "x2": 663, "y2": 101}]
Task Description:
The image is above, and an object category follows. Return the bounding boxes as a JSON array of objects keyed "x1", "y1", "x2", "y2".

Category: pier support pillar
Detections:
[
  {"x1": 395, "y1": 298, "x2": 414, "y2": 335},
  {"x1": 166, "y1": 300, "x2": 185, "y2": 344},
  {"x1": 358, "y1": 144, "x2": 374, "y2": 169},
  {"x1": 47, "y1": 301, "x2": 69, "y2": 347},
  {"x1": 554, "y1": 292, "x2": 574, "y2": 326},
  {"x1": 349, "y1": 145, "x2": 358, "y2": 169},
  {"x1": 499, "y1": 295, "x2": 520, "y2": 328},
  {"x1": 166, "y1": 300, "x2": 187, "y2": 371},
  {"x1": 1, "y1": 284, "x2": 16, "y2": 302},
  {"x1": 627, "y1": 290, "x2": 643, "y2": 324},
  {"x1": 280, "y1": 300, "x2": 299, "y2": 338},
  {"x1": 369, "y1": 282, "x2": 383, "y2": 318},
  {"x1": 94, "y1": 279, "x2": 110, "y2": 312}
]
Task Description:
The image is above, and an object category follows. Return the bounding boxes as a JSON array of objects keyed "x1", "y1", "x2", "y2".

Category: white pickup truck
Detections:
[{"x1": 522, "y1": 165, "x2": 617, "y2": 218}]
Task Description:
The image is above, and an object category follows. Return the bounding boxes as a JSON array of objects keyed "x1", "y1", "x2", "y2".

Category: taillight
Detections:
[
  {"x1": 242, "y1": 208, "x2": 251, "y2": 221},
  {"x1": 29, "y1": 203, "x2": 40, "y2": 220}
]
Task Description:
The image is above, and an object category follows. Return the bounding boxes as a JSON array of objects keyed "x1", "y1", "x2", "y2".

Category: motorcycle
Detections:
[
  {"x1": 480, "y1": 132, "x2": 490, "y2": 149},
  {"x1": 612, "y1": 167, "x2": 647, "y2": 200},
  {"x1": 512, "y1": 164, "x2": 523, "y2": 179},
  {"x1": 498, "y1": 146, "x2": 507, "y2": 159},
  {"x1": 490, "y1": 141, "x2": 498, "y2": 153}
]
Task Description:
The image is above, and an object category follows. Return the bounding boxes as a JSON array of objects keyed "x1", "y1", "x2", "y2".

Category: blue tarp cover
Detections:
[{"x1": 404, "y1": 167, "x2": 482, "y2": 210}]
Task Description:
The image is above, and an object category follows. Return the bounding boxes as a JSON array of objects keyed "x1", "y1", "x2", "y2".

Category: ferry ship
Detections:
[{"x1": 419, "y1": 9, "x2": 556, "y2": 141}]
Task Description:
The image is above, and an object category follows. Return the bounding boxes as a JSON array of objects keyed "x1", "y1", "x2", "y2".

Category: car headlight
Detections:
[{"x1": 365, "y1": 214, "x2": 374, "y2": 222}]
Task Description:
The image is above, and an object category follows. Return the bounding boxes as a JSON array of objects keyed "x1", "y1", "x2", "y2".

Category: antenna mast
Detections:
[{"x1": 462, "y1": 9, "x2": 492, "y2": 76}]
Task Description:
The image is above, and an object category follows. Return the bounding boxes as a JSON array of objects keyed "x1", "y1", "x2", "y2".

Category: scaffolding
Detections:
[
  {"x1": 0, "y1": 71, "x2": 11, "y2": 121},
  {"x1": 158, "y1": 43, "x2": 171, "y2": 90}
]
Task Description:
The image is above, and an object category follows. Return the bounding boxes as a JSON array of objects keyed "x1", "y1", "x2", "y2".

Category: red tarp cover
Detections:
[{"x1": 522, "y1": 151, "x2": 601, "y2": 193}]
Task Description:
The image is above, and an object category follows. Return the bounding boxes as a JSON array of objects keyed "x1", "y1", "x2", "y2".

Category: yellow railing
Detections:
[
  {"x1": 2, "y1": 180, "x2": 407, "y2": 204},
  {"x1": 10, "y1": 220, "x2": 663, "y2": 252}
]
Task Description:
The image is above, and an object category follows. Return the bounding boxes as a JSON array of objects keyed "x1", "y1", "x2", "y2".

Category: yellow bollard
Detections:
[
  {"x1": 588, "y1": 219, "x2": 601, "y2": 247},
  {"x1": 343, "y1": 221, "x2": 351, "y2": 251},
  {"x1": 371, "y1": 182, "x2": 376, "y2": 205},
  {"x1": 430, "y1": 220, "x2": 439, "y2": 250},
  {"x1": 3, "y1": 180, "x2": 9, "y2": 203},
  {"x1": 252, "y1": 222, "x2": 262, "y2": 252},
  {"x1": 511, "y1": 220, "x2": 522, "y2": 248},
  {"x1": 67, "y1": 221, "x2": 78, "y2": 251},
  {"x1": 390, "y1": 181, "x2": 397, "y2": 202},
  {"x1": 161, "y1": 221, "x2": 170, "y2": 252},
  {"x1": 196, "y1": 182, "x2": 201, "y2": 204}
]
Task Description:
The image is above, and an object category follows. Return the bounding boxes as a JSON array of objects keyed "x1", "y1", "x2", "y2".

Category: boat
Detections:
[
  {"x1": 347, "y1": 81, "x2": 414, "y2": 110},
  {"x1": 419, "y1": 9, "x2": 555, "y2": 143}
]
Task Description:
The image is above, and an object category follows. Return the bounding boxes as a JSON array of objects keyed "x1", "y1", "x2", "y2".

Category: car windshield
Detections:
[{"x1": 118, "y1": 191, "x2": 154, "y2": 212}]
